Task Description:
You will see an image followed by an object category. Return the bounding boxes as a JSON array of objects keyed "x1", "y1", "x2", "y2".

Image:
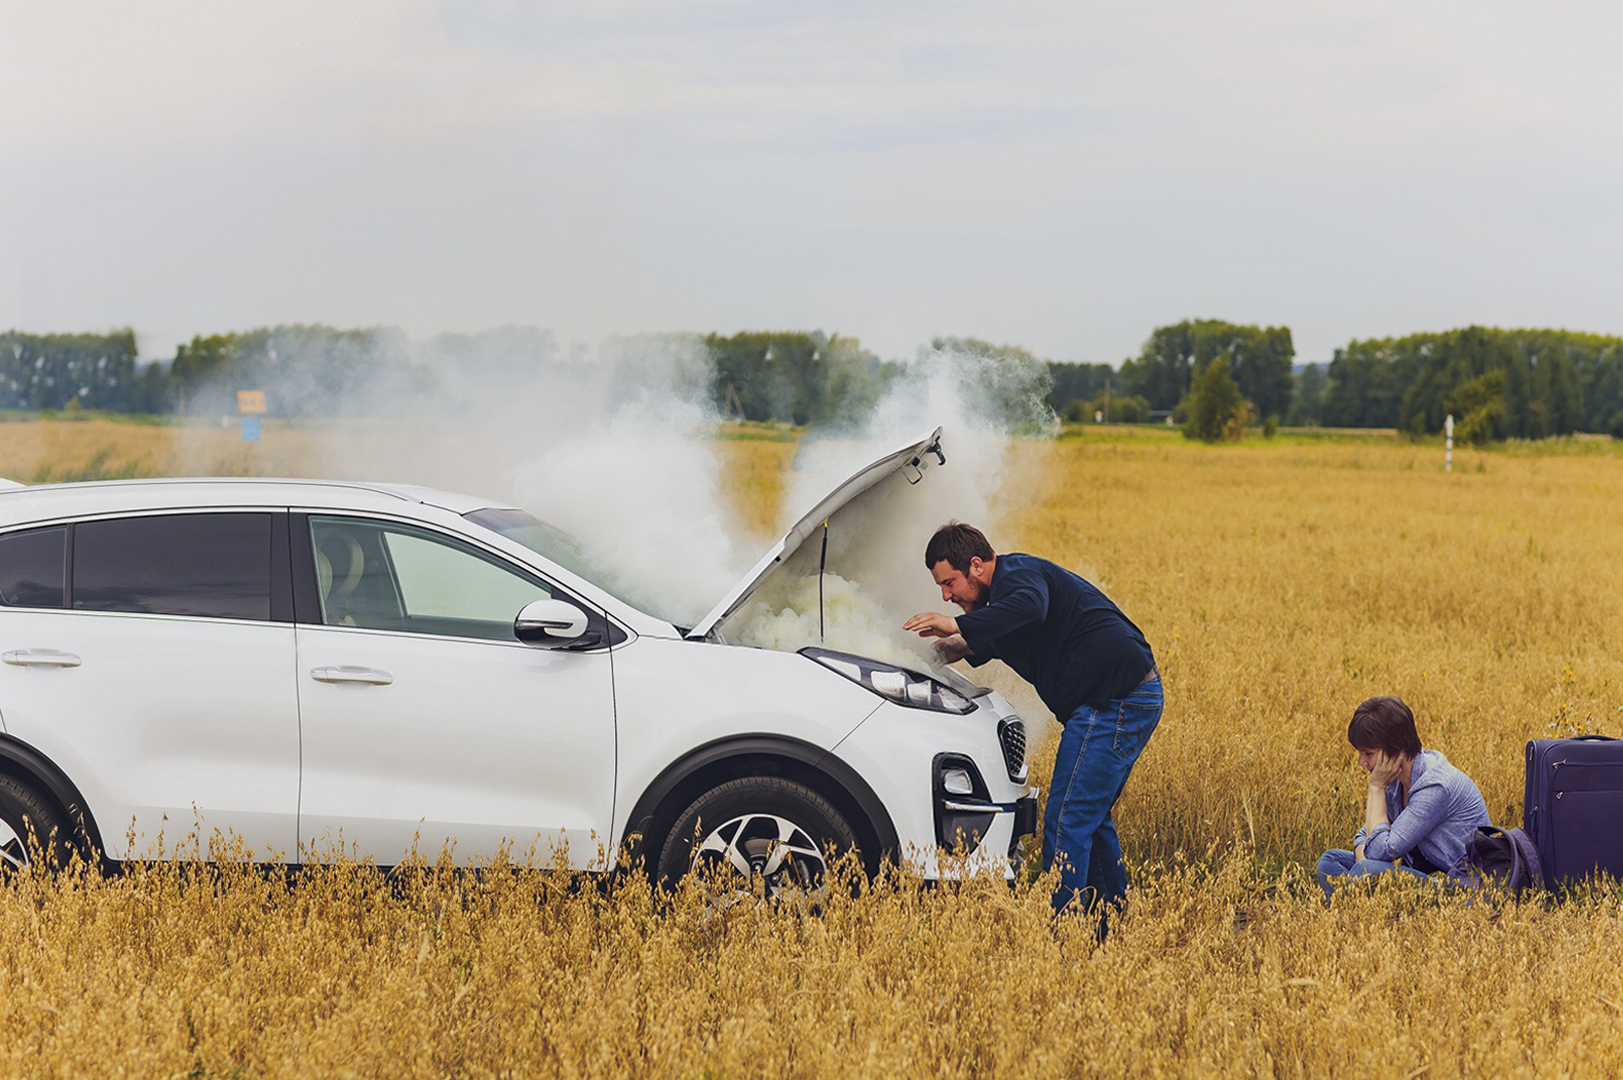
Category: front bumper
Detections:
[
  {"x1": 933, "y1": 751, "x2": 1040, "y2": 860},
  {"x1": 829, "y1": 692, "x2": 1037, "y2": 879},
  {"x1": 941, "y1": 794, "x2": 1039, "y2": 854}
]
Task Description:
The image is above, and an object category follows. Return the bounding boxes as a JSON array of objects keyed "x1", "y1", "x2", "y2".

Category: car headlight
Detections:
[{"x1": 800, "y1": 647, "x2": 976, "y2": 714}]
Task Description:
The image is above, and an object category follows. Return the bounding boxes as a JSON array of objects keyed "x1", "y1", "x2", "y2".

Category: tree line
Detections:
[
  {"x1": 5, "y1": 320, "x2": 1621, "y2": 441},
  {"x1": 1073, "y1": 320, "x2": 1623, "y2": 442}
]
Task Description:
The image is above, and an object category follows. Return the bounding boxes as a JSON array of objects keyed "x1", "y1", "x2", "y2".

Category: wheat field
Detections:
[{"x1": 2, "y1": 417, "x2": 1622, "y2": 1078}]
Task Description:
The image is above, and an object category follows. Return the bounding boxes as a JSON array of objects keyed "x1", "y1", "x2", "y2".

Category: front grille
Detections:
[{"x1": 997, "y1": 718, "x2": 1027, "y2": 782}]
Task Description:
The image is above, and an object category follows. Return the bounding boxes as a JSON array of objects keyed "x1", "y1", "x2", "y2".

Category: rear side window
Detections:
[
  {"x1": 0, "y1": 527, "x2": 67, "y2": 608},
  {"x1": 74, "y1": 513, "x2": 272, "y2": 621}
]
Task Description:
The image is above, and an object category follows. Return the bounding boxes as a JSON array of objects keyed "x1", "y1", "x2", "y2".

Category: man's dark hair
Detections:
[
  {"x1": 925, "y1": 521, "x2": 995, "y2": 573},
  {"x1": 1347, "y1": 696, "x2": 1423, "y2": 759}
]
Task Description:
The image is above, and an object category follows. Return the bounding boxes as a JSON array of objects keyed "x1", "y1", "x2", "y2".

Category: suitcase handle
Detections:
[{"x1": 1566, "y1": 735, "x2": 1620, "y2": 742}]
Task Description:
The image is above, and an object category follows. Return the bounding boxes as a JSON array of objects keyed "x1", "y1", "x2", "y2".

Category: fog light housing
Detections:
[
  {"x1": 932, "y1": 754, "x2": 994, "y2": 853},
  {"x1": 941, "y1": 767, "x2": 975, "y2": 796}
]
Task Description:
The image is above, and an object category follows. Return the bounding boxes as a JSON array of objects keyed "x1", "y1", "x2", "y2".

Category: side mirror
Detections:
[{"x1": 515, "y1": 598, "x2": 596, "y2": 648}]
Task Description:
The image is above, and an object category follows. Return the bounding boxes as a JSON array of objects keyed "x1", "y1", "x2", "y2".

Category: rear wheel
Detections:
[
  {"x1": 657, "y1": 776, "x2": 860, "y2": 899},
  {"x1": 0, "y1": 774, "x2": 71, "y2": 872}
]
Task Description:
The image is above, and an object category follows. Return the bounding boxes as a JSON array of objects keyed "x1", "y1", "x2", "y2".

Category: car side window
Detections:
[
  {"x1": 0, "y1": 526, "x2": 67, "y2": 608},
  {"x1": 309, "y1": 517, "x2": 552, "y2": 642},
  {"x1": 73, "y1": 513, "x2": 272, "y2": 621}
]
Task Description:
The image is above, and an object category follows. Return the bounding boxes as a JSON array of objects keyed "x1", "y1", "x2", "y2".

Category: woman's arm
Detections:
[
  {"x1": 1362, "y1": 784, "x2": 1450, "y2": 863},
  {"x1": 1356, "y1": 752, "x2": 1402, "y2": 861}
]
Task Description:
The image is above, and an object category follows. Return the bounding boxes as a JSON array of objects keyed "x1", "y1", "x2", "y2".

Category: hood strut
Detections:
[{"x1": 818, "y1": 519, "x2": 829, "y2": 641}]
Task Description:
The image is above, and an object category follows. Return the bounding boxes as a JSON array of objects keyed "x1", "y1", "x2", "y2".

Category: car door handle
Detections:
[
  {"x1": 1, "y1": 649, "x2": 82, "y2": 668},
  {"x1": 310, "y1": 665, "x2": 393, "y2": 686}
]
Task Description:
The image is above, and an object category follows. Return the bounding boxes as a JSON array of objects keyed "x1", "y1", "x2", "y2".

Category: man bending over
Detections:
[{"x1": 904, "y1": 522, "x2": 1161, "y2": 919}]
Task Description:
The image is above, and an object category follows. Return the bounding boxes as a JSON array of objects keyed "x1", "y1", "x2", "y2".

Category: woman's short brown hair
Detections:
[
  {"x1": 1347, "y1": 696, "x2": 1423, "y2": 759},
  {"x1": 925, "y1": 522, "x2": 995, "y2": 573}
]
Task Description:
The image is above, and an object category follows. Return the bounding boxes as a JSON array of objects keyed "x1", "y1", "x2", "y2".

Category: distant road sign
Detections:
[
  {"x1": 237, "y1": 390, "x2": 268, "y2": 414},
  {"x1": 241, "y1": 416, "x2": 260, "y2": 443}
]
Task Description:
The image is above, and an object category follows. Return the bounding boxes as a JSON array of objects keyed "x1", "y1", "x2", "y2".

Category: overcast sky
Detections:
[{"x1": 3, "y1": 1, "x2": 1619, "y2": 365}]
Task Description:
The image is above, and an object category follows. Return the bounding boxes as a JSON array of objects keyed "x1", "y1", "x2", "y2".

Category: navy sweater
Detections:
[{"x1": 955, "y1": 552, "x2": 1155, "y2": 717}]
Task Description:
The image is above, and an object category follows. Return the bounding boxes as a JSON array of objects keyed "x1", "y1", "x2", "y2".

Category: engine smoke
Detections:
[
  {"x1": 183, "y1": 330, "x2": 1054, "y2": 645},
  {"x1": 723, "y1": 344, "x2": 1055, "y2": 667}
]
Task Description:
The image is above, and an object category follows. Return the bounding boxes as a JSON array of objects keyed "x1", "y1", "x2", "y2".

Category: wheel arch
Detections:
[
  {"x1": 618, "y1": 734, "x2": 899, "y2": 876},
  {"x1": 0, "y1": 733, "x2": 105, "y2": 859}
]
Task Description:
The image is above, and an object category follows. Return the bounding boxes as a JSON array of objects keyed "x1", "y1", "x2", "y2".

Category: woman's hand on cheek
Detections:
[{"x1": 1367, "y1": 751, "x2": 1402, "y2": 788}]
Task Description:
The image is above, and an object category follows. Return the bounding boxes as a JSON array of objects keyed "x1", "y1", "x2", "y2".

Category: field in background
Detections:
[{"x1": 3, "y1": 418, "x2": 1622, "y2": 1077}]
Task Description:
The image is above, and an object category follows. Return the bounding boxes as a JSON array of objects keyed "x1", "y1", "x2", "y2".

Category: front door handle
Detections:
[
  {"x1": 2, "y1": 649, "x2": 82, "y2": 668},
  {"x1": 310, "y1": 665, "x2": 393, "y2": 686}
]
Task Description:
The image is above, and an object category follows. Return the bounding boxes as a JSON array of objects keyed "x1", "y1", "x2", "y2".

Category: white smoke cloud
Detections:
[
  {"x1": 508, "y1": 390, "x2": 746, "y2": 625},
  {"x1": 207, "y1": 329, "x2": 1052, "y2": 644},
  {"x1": 724, "y1": 344, "x2": 1054, "y2": 665}
]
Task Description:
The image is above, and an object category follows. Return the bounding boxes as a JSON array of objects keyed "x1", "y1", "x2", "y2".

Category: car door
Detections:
[
  {"x1": 292, "y1": 513, "x2": 618, "y2": 868},
  {"x1": 0, "y1": 511, "x2": 301, "y2": 861}
]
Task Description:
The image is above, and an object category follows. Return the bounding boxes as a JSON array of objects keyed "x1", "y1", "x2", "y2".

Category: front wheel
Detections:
[{"x1": 657, "y1": 776, "x2": 860, "y2": 899}]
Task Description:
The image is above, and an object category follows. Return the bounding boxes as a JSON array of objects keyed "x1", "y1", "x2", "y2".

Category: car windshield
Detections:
[{"x1": 463, "y1": 507, "x2": 672, "y2": 623}]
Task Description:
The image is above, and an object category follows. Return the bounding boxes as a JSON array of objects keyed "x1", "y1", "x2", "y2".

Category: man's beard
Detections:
[{"x1": 956, "y1": 580, "x2": 990, "y2": 612}]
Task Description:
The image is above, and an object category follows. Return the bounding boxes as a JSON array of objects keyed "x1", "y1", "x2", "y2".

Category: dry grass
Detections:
[
  {"x1": 3, "y1": 421, "x2": 1622, "y2": 1078},
  {"x1": 1008, "y1": 431, "x2": 1623, "y2": 871}
]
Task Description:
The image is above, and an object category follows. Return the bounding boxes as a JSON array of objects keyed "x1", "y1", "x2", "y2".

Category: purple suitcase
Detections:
[{"x1": 1523, "y1": 735, "x2": 1623, "y2": 890}]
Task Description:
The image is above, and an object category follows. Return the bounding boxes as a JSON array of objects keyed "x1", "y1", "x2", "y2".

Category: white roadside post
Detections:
[{"x1": 1445, "y1": 413, "x2": 1453, "y2": 473}]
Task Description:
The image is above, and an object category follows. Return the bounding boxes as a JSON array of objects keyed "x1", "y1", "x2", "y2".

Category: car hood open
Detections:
[{"x1": 686, "y1": 427, "x2": 945, "y2": 640}]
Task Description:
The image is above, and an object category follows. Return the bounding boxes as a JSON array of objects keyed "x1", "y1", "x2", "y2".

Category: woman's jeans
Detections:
[
  {"x1": 1044, "y1": 675, "x2": 1163, "y2": 915},
  {"x1": 1316, "y1": 849, "x2": 1433, "y2": 897}
]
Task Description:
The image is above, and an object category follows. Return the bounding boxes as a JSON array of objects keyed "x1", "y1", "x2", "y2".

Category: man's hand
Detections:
[
  {"x1": 903, "y1": 611, "x2": 960, "y2": 639},
  {"x1": 931, "y1": 634, "x2": 971, "y2": 664}
]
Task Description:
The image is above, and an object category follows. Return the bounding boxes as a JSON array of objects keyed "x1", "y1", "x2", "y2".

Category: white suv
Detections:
[{"x1": 0, "y1": 430, "x2": 1034, "y2": 891}]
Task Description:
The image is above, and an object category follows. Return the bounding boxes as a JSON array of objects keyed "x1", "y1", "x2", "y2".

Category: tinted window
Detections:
[
  {"x1": 0, "y1": 527, "x2": 66, "y2": 608},
  {"x1": 311, "y1": 517, "x2": 550, "y2": 640},
  {"x1": 74, "y1": 513, "x2": 272, "y2": 620}
]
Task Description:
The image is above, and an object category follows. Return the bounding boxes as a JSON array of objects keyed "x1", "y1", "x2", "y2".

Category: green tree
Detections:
[
  {"x1": 0, "y1": 329, "x2": 140, "y2": 410},
  {"x1": 1045, "y1": 361, "x2": 1115, "y2": 415},
  {"x1": 708, "y1": 331, "x2": 894, "y2": 425},
  {"x1": 1446, "y1": 369, "x2": 1507, "y2": 445},
  {"x1": 1181, "y1": 356, "x2": 1247, "y2": 442},
  {"x1": 1327, "y1": 326, "x2": 1618, "y2": 439},
  {"x1": 1121, "y1": 319, "x2": 1294, "y2": 418},
  {"x1": 1070, "y1": 392, "x2": 1150, "y2": 423},
  {"x1": 1287, "y1": 363, "x2": 1328, "y2": 426},
  {"x1": 1321, "y1": 339, "x2": 1422, "y2": 428}
]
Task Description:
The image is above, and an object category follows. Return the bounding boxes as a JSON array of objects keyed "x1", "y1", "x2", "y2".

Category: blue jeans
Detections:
[
  {"x1": 1044, "y1": 675, "x2": 1163, "y2": 915},
  {"x1": 1316, "y1": 849, "x2": 1433, "y2": 897}
]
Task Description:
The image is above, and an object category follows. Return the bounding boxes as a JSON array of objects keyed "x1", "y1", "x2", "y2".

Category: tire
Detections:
[
  {"x1": 0, "y1": 774, "x2": 71, "y2": 872},
  {"x1": 656, "y1": 776, "x2": 861, "y2": 898}
]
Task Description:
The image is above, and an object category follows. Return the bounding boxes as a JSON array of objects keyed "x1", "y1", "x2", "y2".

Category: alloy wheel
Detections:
[
  {"x1": 0, "y1": 816, "x2": 29, "y2": 871},
  {"x1": 692, "y1": 812, "x2": 828, "y2": 900}
]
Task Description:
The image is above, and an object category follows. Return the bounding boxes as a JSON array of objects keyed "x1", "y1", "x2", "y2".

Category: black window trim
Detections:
[
  {"x1": 0, "y1": 508, "x2": 294, "y2": 625},
  {"x1": 0, "y1": 523, "x2": 70, "y2": 610},
  {"x1": 289, "y1": 510, "x2": 628, "y2": 648}
]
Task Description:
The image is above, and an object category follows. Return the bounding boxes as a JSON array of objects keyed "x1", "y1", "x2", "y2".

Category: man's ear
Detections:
[{"x1": 968, "y1": 556, "x2": 984, "y2": 577}]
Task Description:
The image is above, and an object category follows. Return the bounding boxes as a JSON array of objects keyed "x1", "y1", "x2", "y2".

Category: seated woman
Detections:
[{"x1": 1317, "y1": 696, "x2": 1490, "y2": 896}]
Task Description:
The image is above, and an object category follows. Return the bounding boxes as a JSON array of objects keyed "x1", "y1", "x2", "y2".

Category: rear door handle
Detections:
[
  {"x1": 2, "y1": 649, "x2": 82, "y2": 668},
  {"x1": 310, "y1": 665, "x2": 393, "y2": 686}
]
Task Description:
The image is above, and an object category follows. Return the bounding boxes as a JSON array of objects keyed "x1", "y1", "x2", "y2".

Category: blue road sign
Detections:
[{"x1": 241, "y1": 415, "x2": 260, "y2": 443}]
